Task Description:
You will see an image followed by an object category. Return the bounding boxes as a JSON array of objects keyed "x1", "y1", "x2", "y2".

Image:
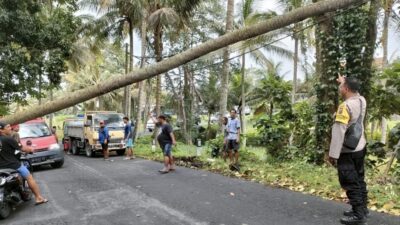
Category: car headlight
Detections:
[
  {"x1": 0, "y1": 177, "x2": 6, "y2": 186},
  {"x1": 49, "y1": 143, "x2": 61, "y2": 151}
]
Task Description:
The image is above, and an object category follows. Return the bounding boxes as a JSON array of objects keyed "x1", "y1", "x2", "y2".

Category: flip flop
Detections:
[
  {"x1": 158, "y1": 170, "x2": 169, "y2": 174},
  {"x1": 35, "y1": 199, "x2": 48, "y2": 206}
]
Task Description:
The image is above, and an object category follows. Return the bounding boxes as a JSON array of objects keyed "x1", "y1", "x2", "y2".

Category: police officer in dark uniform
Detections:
[{"x1": 329, "y1": 75, "x2": 368, "y2": 225}]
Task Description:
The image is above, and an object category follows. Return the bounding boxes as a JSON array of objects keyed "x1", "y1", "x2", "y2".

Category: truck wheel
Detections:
[
  {"x1": 0, "y1": 202, "x2": 11, "y2": 219},
  {"x1": 72, "y1": 140, "x2": 79, "y2": 155},
  {"x1": 116, "y1": 149, "x2": 126, "y2": 156},
  {"x1": 85, "y1": 144, "x2": 95, "y2": 157}
]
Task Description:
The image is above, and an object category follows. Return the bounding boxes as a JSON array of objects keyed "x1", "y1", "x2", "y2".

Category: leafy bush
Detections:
[
  {"x1": 366, "y1": 141, "x2": 386, "y2": 168},
  {"x1": 245, "y1": 132, "x2": 263, "y2": 147},
  {"x1": 207, "y1": 134, "x2": 225, "y2": 149},
  {"x1": 292, "y1": 101, "x2": 314, "y2": 150},
  {"x1": 255, "y1": 114, "x2": 291, "y2": 159}
]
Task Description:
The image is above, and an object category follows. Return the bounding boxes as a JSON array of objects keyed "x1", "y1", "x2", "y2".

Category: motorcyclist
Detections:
[{"x1": 0, "y1": 121, "x2": 48, "y2": 205}]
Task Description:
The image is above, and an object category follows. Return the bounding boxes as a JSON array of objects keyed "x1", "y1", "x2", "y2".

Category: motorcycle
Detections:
[{"x1": 0, "y1": 151, "x2": 33, "y2": 219}]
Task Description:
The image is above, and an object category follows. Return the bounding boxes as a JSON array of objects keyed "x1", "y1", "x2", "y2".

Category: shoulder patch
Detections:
[{"x1": 335, "y1": 103, "x2": 350, "y2": 125}]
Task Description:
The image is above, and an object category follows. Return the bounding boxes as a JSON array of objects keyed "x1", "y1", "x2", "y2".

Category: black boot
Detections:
[
  {"x1": 343, "y1": 206, "x2": 369, "y2": 218},
  {"x1": 340, "y1": 215, "x2": 366, "y2": 225},
  {"x1": 341, "y1": 206, "x2": 366, "y2": 225}
]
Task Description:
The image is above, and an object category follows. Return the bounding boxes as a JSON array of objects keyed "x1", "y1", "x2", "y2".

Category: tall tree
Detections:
[
  {"x1": 236, "y1": 0, "x2": 293, "y2": 147},
  {"x1": 380, "y1": 0, "x2": 397, "y2": 144},
  {"x1": 219, "y1": 0, "x2": 235, "y2": 131},
  {"x1": 134, "y1": 10, "x2": 148, "y2": 139},
  {"x1": 0, "y1": 0, "x2": 79, "y2": 115},
  {"x1": 81, "y1": 0, "x2": 142, "y2": 117},
  {"x1": 280, "y1": 0, "x2": 310, "y2": 103},
  {"x1": 146, "y1": 0, "x2": 203, "y2": 117},
  {"x1": 313, "y1": 0, "x2": 379, "y2": 162}
]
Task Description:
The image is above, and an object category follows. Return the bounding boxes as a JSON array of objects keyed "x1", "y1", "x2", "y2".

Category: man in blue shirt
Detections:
[
  {"x1": 98, "y1": 120, "x2": 112, "y2": 161},
  {"x1": 123, "y1": 117, "x2": 135, "y2": 160},
  {"x1": 226, "y1": 109, "x2": 241, "y2": 165}
]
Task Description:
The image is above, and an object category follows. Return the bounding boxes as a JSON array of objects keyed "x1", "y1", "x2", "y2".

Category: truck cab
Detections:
[{"x1": 63, "y1": 111, "x2": 126, "y2": 157}]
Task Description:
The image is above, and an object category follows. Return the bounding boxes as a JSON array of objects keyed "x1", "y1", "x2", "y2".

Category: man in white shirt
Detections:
[{"x1": 226, "y1": 110, "x2": 241, "y2": 165}]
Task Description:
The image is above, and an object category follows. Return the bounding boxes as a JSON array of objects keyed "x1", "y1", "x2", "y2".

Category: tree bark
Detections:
[
  {"x1": 38, "y1": 74, "x2": 42, "y2": 106},
  {"x1": 123, "y1": 43, "x2": 129, "y2": 115},
  {"x1": 134, "y1": 18, "x2": 147, "y2": 140},
  {"x1": 219, "y1": 0, "x2": 235, "y2": 132},
  {"x1": 380, "y1": 0, "x2": 392, "y2": 144},
  {"x1": 1, "y1": 0, "x2": 367, "y2": 124},
  {"x1": 49, "y1": 89, "x2": 53, "y2": 128},
  {"x1": 314, "y1": 0, "x2": 336, "y2": 159},
  {"x1": 183, "y1": 65, "x2": 192, "y2": 144},
  {"x1": 154, "y1": 23, "x2": 163, "y2": 117},
  {"x1": 123, "y1": 20, "x2": 134, "y2": 117},
  {"x1": 292, "y1": 31, "x2": 299, "y2": 104},
  {"x1": 240, "y1": 54, "x2": 246, "y2": 148}
]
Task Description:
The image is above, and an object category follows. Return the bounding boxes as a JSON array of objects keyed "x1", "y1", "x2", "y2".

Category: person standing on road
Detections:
[
  {"x1": 99, "y1": 120, "x2": 112, "y2": 162},
  {"x1": 226, "y1": 110, "x2": 241, "y2": 166},
  {"x1": 0, "y1": 121, "x2": 48, "y2": 205},
  {"x1": 329, "y1": 75, "x2": 368, "y2": 225},
  {"x1": 123, "y1": 117, "x2": 135, "y2": 160},
  {"x1": 149, "y1": 114, "x2": 176, "y2": 174}
]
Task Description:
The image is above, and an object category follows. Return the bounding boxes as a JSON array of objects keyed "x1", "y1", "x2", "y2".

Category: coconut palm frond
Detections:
[{"x1": 148, "y1": 7, "x2": 180, "y2": 29}]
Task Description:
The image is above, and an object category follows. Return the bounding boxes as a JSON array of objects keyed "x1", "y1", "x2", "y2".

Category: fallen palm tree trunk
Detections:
[{"x1": 1, "y1": 0, "x2": 368, "y2": 125}]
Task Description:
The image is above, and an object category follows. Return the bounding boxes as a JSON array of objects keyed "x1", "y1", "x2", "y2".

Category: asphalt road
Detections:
[{"x1": 3, "y1": 155, "x2": 399, "y2": 225}]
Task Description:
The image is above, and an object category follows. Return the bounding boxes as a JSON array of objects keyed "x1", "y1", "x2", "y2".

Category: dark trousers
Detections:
[{"x1": 337, "y1": 148, "x2": 368, "y2": 207}]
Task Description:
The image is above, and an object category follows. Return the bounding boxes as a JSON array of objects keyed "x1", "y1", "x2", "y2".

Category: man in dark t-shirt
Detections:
[
  {"x1": 0, "y1": 121, "x2": 48, "y2": 205},
  {"x1": 149, "y1": 114, "x2": 176, "y2": 173}
]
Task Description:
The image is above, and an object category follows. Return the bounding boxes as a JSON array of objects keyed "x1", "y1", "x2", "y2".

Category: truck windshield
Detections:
[
  {"x1": 19, "y1": 123, "x2": 52, "y2": 139},
  {"x1": 93, "y1": 114, "x2": 124, "y2": 129}
]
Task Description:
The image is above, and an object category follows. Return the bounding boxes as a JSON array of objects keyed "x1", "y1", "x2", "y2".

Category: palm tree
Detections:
[
  {"x1": 145, "y1": 0, "x2": 203, "y2": 117},
  {"x1": 81, "y1": 0, "x2": 143, "y2": 117},
  {"x1": 64, "y1": 45, "x2": 126, "y2": 111},
  {"x1": 219, "y1": 0, "x2": 235, "y2": 132},
  {"x1": 234, "y1": 0, "x2": 293, "y2": 147},
  {"x1": 279, "y1": 0, "x2": 311, "y2": 104},
  {"x1": 2, "y1": 0, "x2": 365, "y2": 124},
  {"x1": 134, "y1": 10, "x2": 148, "y2": 139},
  {"x1": 248, "y1": 62, "x2": 292, "y2": 119},
  {"x1": 380, "y1": 0, "x2": 398, "y2": 144}
]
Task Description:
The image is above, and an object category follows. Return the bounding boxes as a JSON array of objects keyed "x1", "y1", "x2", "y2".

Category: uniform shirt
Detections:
[
  {"x1": 329, "y1": 94, "x2": 367, "y2": 159},
  {"x1": 157, "y1": 123, "x2": 173, "y2": 148},
  {"x1": 98, "y1": 127, "x2": 110, "y2": 144},
  {"x1": 226, "y1": 117, "x2": 241, "y2": 140},
  {"x1": 0, "y1": 135, "x2": 21, "y2": 170}
]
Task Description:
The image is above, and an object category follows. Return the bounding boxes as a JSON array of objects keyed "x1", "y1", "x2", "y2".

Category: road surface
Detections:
[{"x1": 3, "y1": 155, "x2": 399, "y2": 225}]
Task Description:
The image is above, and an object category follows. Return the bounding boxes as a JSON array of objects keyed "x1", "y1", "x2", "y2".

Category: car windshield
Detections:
[
  {"x1": 93, "y1": 113, "x2": 124, "y2": 129},
  {"x1": 19, "y1": 123, "x2": 52, "y2": 139}
]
